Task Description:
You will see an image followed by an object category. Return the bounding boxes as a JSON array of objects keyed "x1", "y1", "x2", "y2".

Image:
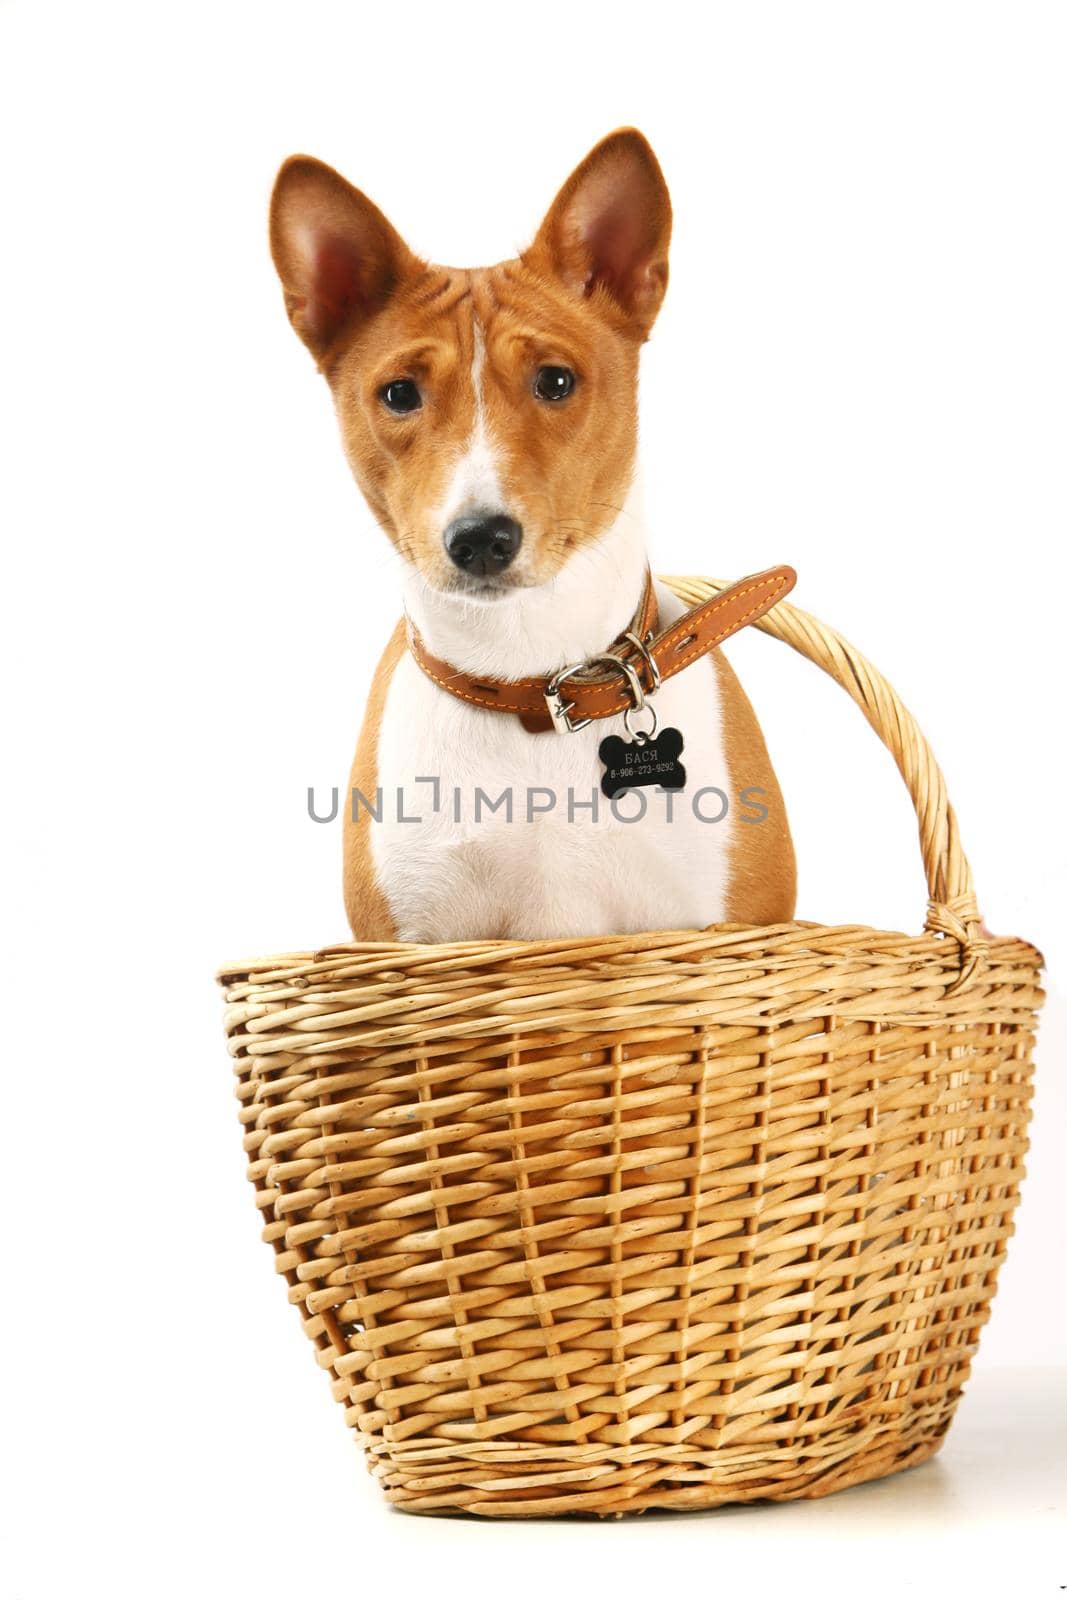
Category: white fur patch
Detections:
[
  {"x1": 432, "y1": 315, "x2": 507, "y2": 527},
  {"x1": 375, "y1": 502, "x2": 734, "y2": 941}
]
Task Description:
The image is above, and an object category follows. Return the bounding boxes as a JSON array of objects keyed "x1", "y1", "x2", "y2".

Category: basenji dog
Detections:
[{"x1": 269, "y1": 128, "x2": 796, "y2": 942}]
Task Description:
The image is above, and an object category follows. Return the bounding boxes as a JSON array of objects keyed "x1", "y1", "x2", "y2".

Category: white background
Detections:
[{"x1": 2, "y1": 2, "x2": 1064, "y2": 1594}]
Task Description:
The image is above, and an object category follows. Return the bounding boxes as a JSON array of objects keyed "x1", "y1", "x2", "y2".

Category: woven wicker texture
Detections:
[{"x1": 220, "y1": 577, "x2": 1044, "y2": 1517}]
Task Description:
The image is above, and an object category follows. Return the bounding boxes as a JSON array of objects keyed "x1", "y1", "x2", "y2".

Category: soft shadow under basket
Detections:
[{"x1": 219, "y1": 575, "x2": 1044, "y2": 1518}]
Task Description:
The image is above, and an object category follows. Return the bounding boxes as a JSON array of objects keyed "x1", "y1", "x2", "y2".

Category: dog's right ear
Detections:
[{"x1": 269, "y1": 156, "x2": 421, "y2": 366}]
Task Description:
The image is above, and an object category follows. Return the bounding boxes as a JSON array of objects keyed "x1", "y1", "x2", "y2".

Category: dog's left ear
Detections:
[{"x1": 524, "y1": 128, "x2": 672, "y2": 339}]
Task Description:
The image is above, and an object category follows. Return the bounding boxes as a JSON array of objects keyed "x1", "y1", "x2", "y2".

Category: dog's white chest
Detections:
[{"x1": 371, "y1": 585, "x2": 735, "y2": 942}]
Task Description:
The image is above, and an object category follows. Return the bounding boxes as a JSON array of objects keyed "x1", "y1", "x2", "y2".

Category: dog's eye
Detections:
[
  {"x1": 533, "y1": 365, "x2": 576, "y2": 402},
  {"x1": 379, "y1": 378, "x2": 422, "y2": 414}
]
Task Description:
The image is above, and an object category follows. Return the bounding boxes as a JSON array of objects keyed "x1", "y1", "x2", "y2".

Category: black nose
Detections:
[{"x1": 443, "y1": 512, "x2": 523, "y2": 576}]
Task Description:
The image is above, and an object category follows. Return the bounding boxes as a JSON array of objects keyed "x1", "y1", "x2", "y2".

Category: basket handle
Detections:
[{"x1": 662, "y1": 574, "x2": 988, "y2": 991}]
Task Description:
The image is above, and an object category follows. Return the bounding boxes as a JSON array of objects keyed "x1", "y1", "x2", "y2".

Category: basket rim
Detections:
[{"x1": 216, "y1": 917, "x2": 1044, "y2": 986}]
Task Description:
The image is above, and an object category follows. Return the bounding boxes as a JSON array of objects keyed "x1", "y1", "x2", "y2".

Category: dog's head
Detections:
[{"x1": 269, "y1": 129, "x2": 671, "y2": 600}]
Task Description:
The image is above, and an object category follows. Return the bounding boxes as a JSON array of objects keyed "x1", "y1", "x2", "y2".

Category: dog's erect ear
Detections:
[
  {"x1": 523, "y1": 128, "x2": 672, "y2": 338},
  {"x1": 269, "y1": 155, "x2": 422, "y2": 365}
]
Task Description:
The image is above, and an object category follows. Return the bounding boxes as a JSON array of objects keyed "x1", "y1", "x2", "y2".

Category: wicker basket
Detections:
[{"x1": 219, "y1": 575, "x2": 1043, "y2": 1518}]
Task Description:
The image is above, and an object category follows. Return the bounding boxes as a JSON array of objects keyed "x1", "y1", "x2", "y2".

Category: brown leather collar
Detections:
[{"x1": 406, "y1": 565, "x2": 796, "y2": 733}]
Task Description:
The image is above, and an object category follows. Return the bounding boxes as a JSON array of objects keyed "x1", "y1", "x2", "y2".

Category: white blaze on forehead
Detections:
[{"x1": 434, "y1": 314, "x2": 508, "y2": 525}]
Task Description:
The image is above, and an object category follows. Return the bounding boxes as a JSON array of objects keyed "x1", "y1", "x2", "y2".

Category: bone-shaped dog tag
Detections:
[{"x1": 598, "y1": 726, "x2": 686, "y2": 798}]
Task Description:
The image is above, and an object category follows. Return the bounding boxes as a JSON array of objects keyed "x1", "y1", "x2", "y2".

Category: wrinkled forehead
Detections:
[{"x1": 354, "y1": 262, "x2": 604, "y2": 382}]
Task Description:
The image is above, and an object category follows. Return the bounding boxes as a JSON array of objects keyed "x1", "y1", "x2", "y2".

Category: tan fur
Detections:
[
  {"x1": 712, "y1": 648, "x2": 797, "y2": 922},
  {"x1": 318, "y1": 263, "x2": 643, "y2": 590},
  {"x1": 343, "y1": 620, "x2": 405, "y2": 938}
]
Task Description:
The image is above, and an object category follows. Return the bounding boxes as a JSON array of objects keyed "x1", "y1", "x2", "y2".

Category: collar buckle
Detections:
[
  {"x1": 543, "y1": 680, "x2": 590, "y2": 734},
  {"x1": 544, "y1": 649, "x2": 651, "y2": 735}
]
